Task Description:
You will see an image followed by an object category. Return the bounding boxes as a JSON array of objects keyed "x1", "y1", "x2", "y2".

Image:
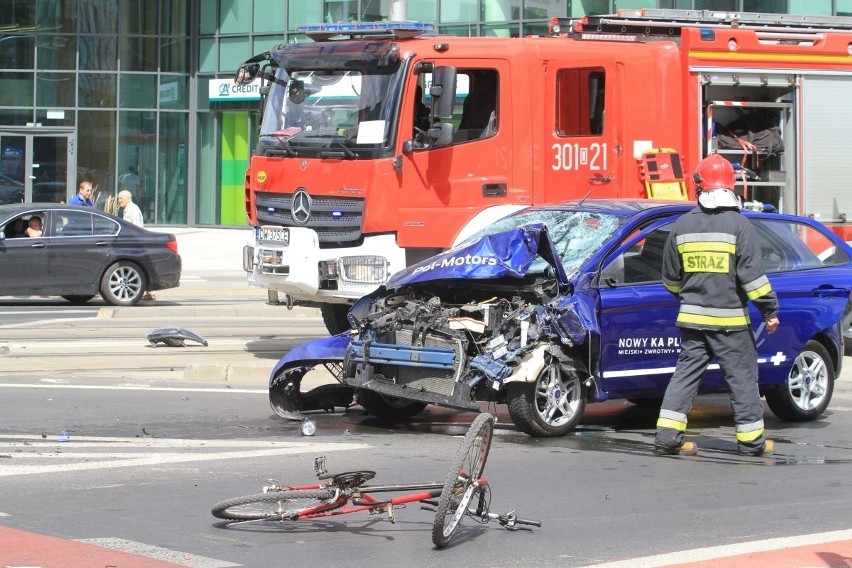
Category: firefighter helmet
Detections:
[{"x1": 693, "y1": 154, "x2": 740, "y2": 209}]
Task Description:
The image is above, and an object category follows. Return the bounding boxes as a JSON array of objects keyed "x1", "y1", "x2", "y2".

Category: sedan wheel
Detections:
[
  {"x1": 100, "y1": 261, "x2": 146, "y2": 306},
  {"x1": 508, "y1": 360, "x2": 586, "y2": 437},
  {"x1": 765, "y1": 340, "x2": 834, "y2": 422}
]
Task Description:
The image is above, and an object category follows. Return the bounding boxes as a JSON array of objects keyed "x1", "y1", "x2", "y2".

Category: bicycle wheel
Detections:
[
  {"x1": 212, "y1": 489, "x2": 336, "y2": 521},
  {"x1": 432, "y1": 412, "x2": 495, "y2": 547}
]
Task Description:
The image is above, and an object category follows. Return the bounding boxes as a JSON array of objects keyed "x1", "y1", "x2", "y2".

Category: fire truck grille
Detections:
[{"x1": 254, "y1": 191, "x2": 364, "y2": 246}]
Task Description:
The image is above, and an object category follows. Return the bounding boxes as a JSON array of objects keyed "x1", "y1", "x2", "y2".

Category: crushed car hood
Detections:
[{"x1": 386, "y1": 224, "x2": 570, "y2": 289}]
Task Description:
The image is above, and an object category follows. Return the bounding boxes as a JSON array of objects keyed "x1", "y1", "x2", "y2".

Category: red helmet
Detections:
[{"x1": 693, "y1": 154, "x2": 735, "y2": 192}]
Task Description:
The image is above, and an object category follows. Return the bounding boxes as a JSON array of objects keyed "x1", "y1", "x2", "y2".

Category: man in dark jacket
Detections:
[{"x1": 655, "y1": 154, "x2": 780, "y2": 456}]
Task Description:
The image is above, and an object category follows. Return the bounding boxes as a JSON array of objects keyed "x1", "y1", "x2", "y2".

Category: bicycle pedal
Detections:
[{"x1": 387, "y1": 503, "x2": 395, "y2": 524}]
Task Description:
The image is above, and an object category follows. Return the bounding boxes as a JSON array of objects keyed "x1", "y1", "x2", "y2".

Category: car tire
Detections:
[
  {"x1": 320, "y1": 304, "x2": 351, "y2": 335},
  {"x1": 507, "y1": 360, "x2": 586, "y2": 437},
  {"x1": 61, "y1": 295, "x2": 95, "y2": 304},
  {"x1": 100, "y1": 261, "x2": 146, "y2": 306},
  {"x1": 356, "y1": 389, "x2": 427, "y2": 421},
  {"x1": 765, "y1": 339, "x2": 834, "y2": 422}
]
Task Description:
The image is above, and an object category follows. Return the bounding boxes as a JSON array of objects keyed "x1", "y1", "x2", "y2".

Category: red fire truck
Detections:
[{"x1": 238, "y1": 9, "x2": 852, "y2": 333}]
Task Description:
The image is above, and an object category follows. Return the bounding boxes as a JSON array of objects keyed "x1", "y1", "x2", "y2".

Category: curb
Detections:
[{"x1": 97, "y1": 305, "x2": 322, "y2": 319}]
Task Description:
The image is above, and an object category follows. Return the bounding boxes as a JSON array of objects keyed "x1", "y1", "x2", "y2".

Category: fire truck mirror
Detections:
[
  {"x1": 430, "y1": 123, "x2": 454, "y2": 147},
  {"x1": 234, "y1": 63, "x2": 260, "y2": 85},
  {"x1": 430, "y1": 66, "x2": 457, "y2": 120}
]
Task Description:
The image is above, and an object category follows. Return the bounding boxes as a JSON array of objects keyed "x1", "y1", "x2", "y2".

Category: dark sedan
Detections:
[{"x1": 0, "y1": 203, "x2": 181, "y2": 306}]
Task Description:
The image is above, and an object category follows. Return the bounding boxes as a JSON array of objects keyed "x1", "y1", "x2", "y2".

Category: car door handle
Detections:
[
  {"x1": 811, "y1": 285, "x2": 850, "y2": 298},
  {"x1": 588, "y1": 175, "x2": 612, "y2": 184},
  {"x1": 30, "y1": 242, "x2": 46, "y2": 249},
  {"x1": 95, "y1": 241, "x2": 111, "y2": 246}
]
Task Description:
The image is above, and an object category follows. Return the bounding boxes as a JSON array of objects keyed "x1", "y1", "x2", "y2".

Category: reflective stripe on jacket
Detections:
[{"x1": 662, "y1": 207, "x2": 779, "y2": 331}]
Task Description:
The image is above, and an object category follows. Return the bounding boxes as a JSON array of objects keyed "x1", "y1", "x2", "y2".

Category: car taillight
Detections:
[{"x1": 166, "y1": 239, "x2": 178, "y2": 254}]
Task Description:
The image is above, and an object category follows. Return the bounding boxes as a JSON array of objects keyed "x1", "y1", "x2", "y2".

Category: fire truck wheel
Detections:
[
  {"x1": 320, "y1": 304, "x2": 351, "y2": 335},
  {"x1": 507, "y1": 360, "x2": 586, "y2": 437},
  {"x1": 356, "y1": 390, "x2": 428, "y2": 421},
  {"x1": 765, "y1": 339, "x2": 834, "y2": 422}
]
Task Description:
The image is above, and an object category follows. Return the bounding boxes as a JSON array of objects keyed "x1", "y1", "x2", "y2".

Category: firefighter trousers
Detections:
[{"x1": 655, "y1": 328, "x2": 767, "y2": 455}]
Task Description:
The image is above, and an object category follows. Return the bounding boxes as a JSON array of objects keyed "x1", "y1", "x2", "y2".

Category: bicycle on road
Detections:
[{"x1": 211, "y1": 413, "x2": 540, "y2": 547}]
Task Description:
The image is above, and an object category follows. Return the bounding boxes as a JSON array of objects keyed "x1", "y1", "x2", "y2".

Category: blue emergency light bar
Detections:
[{"x1": 297, "y1": 21, "x2": 434, "y2": 40}]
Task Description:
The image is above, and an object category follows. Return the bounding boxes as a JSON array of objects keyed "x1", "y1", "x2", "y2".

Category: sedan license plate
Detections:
[{"x1": 256, "y1": 227, "x2": 289, "y2": 245}]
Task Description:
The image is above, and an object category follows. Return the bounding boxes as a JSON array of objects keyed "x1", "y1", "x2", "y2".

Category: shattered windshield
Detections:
[{"x1": 458, "y1": 209, "x2": 627, "y2": 277}]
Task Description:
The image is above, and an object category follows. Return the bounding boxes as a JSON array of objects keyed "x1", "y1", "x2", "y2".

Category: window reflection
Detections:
[
  {"x1": 157, "y1": 113, "x2": 188, "y2": 223},
  {"x1": 37, "y1": 35, "x2": 77, "y2": 70},
  {"x1": 0, "y1": 72, "x2": 34, "y2": 106},
  {"x1": 78, "y1": 73, "x2": 117, "y2": 107},
  {"x1": 36, "y1": 72, "x2": 75, "y2": 107},
  {"x1": 79, "y1": 36, "x2": 118, "y2": 71},
  {"x1": 0, "y1": 35, "x2": 35, "y2": 70},
  {"x1": 79, "y1": 0, "x2": 118, "y2": 34}
]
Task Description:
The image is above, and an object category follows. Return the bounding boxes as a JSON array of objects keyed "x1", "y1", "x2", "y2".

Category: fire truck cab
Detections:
[{"x1": 240, "y1": 10, "x2": 852, "y2": 334}]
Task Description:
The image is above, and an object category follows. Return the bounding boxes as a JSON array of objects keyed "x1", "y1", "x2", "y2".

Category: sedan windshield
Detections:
[{"x1": 459, "y1": 209, "x2": 627, "y2": 277}]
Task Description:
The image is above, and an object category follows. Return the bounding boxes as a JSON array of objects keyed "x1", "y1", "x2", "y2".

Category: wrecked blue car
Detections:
[{"x1": 269, "y1": 199, "x2": 852, "y2": 436}]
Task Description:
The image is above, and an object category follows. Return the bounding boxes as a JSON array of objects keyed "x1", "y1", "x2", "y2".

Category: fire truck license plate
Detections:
[{"x1": 256, "y1": 227, "x2": 289, "y2": 244}]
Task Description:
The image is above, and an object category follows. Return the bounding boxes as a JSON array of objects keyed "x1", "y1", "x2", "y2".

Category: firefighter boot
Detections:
[
  {"x1": 654, "y1": 441, "x2": 698, "y2": 456},
  {"x1": 738, "y1": 439, "x2": 775, "y2": 456}
]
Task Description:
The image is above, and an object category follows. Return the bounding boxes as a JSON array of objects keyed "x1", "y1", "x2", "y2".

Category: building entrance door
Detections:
[{"x1": 0, "y1": 129, "x2": 75, "y2": 204}]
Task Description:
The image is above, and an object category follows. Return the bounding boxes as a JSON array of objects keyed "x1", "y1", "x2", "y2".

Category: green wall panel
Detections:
[{"x1": 220, "y1": 112, "x2": 250, "y2": 224}]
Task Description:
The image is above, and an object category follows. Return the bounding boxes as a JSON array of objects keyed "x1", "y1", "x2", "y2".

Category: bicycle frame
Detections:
[{"x1": 267, "y1": 478, "x2": 488, "y2": 521}]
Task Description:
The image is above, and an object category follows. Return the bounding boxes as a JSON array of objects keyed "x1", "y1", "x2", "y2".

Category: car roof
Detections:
[
  {"x1": 0, "y1": 202, "x2": 122, "y2": 220},
  {"x1": 526, "y1": 198, "x2": 694, "y2": 217}
]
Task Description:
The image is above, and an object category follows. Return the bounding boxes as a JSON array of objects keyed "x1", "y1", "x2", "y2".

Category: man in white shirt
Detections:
[
  {"x1": 118, "y1": 190, "x2": 144, "y2": 227},
  {"x1": 117, "y1": 190, "x2": 155, "y2": 300}
]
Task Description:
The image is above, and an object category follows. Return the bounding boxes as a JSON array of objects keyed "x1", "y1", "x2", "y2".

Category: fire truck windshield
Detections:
[{"x1": 259, "y1": 56, "x2": 404, "y2": 158}]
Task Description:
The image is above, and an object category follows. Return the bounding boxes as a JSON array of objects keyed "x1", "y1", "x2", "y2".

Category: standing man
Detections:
[
  {"x1": 117, "y1": 190, "x2": 155, "y2": 300},
  {"x1": 655, "y1": 154, "x2": 780, "y2": 457},
  {"x1": 69, "y1": 180, "x2": 94, "y2": 207},
  {"x1": 117, "y1": 190, "x2": 144, "y2": 227}
]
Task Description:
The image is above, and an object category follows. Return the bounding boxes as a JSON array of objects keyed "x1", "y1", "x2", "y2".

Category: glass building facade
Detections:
[{"x1": 2, "y1": 0, "x2": 851, "y2": 225}]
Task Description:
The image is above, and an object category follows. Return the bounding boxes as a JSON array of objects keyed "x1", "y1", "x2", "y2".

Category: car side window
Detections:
[
  {"x1": 751, "y1": 218, "x2": 850, "y2": 272},
  {"x1": 623, "y1": 226, "x2": 671, "y2": 283},
  {"x1": 54, "y1": 210, "x2": 93, "y2": 237},
  {"x1": 93, "y1": 214, "x2": 119, "y2": 236},
  {"x1": 1, "y1": 213, "x2": 47, "y2": 238},
  {"x1": 600, "y1": 222, "x2": 674, "y2": 285}
]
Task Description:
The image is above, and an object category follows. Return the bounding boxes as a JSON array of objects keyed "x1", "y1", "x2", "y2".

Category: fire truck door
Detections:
[
  {"x1": 545, "y1": 65, "x2": 618, "y2": 199},
  {"x1": 397, "y1": 62, "x2": 513, "y2": 249}
]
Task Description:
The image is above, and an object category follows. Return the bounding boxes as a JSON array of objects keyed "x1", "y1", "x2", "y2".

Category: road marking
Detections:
[
  {"x1": 0, "y1": 309, "x2": 94, "y2": 315},
  {"x1": 0, "y1": 435, "x2": 369, "y2": 477},
  {"x1": 582, "y1": 528, "x2": 852, "y2": 567},
  {"x1": 0, "y1": 383, "x2": 267, "y2": 394},
  {"x1": 76, "y1": 538, "x2": 239, "y2": 568}
]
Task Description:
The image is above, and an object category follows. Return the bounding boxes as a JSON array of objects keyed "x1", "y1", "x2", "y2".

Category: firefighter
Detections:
[{"x1": 655, "y1": 154, "x2": 780, "y2": 456}]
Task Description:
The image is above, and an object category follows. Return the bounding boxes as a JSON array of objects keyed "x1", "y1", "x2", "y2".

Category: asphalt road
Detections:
[
  {"x1": 1, "y1": 269, "x2": 852, "y2": 566},
  {"x1": 1, "y1": 384, "x2": 852, "y2": 568}
]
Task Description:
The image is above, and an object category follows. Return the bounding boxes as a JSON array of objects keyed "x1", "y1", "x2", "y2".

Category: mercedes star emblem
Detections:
[{"x1": 291, "y1": 188, "x2": 312, "y2": 224}]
